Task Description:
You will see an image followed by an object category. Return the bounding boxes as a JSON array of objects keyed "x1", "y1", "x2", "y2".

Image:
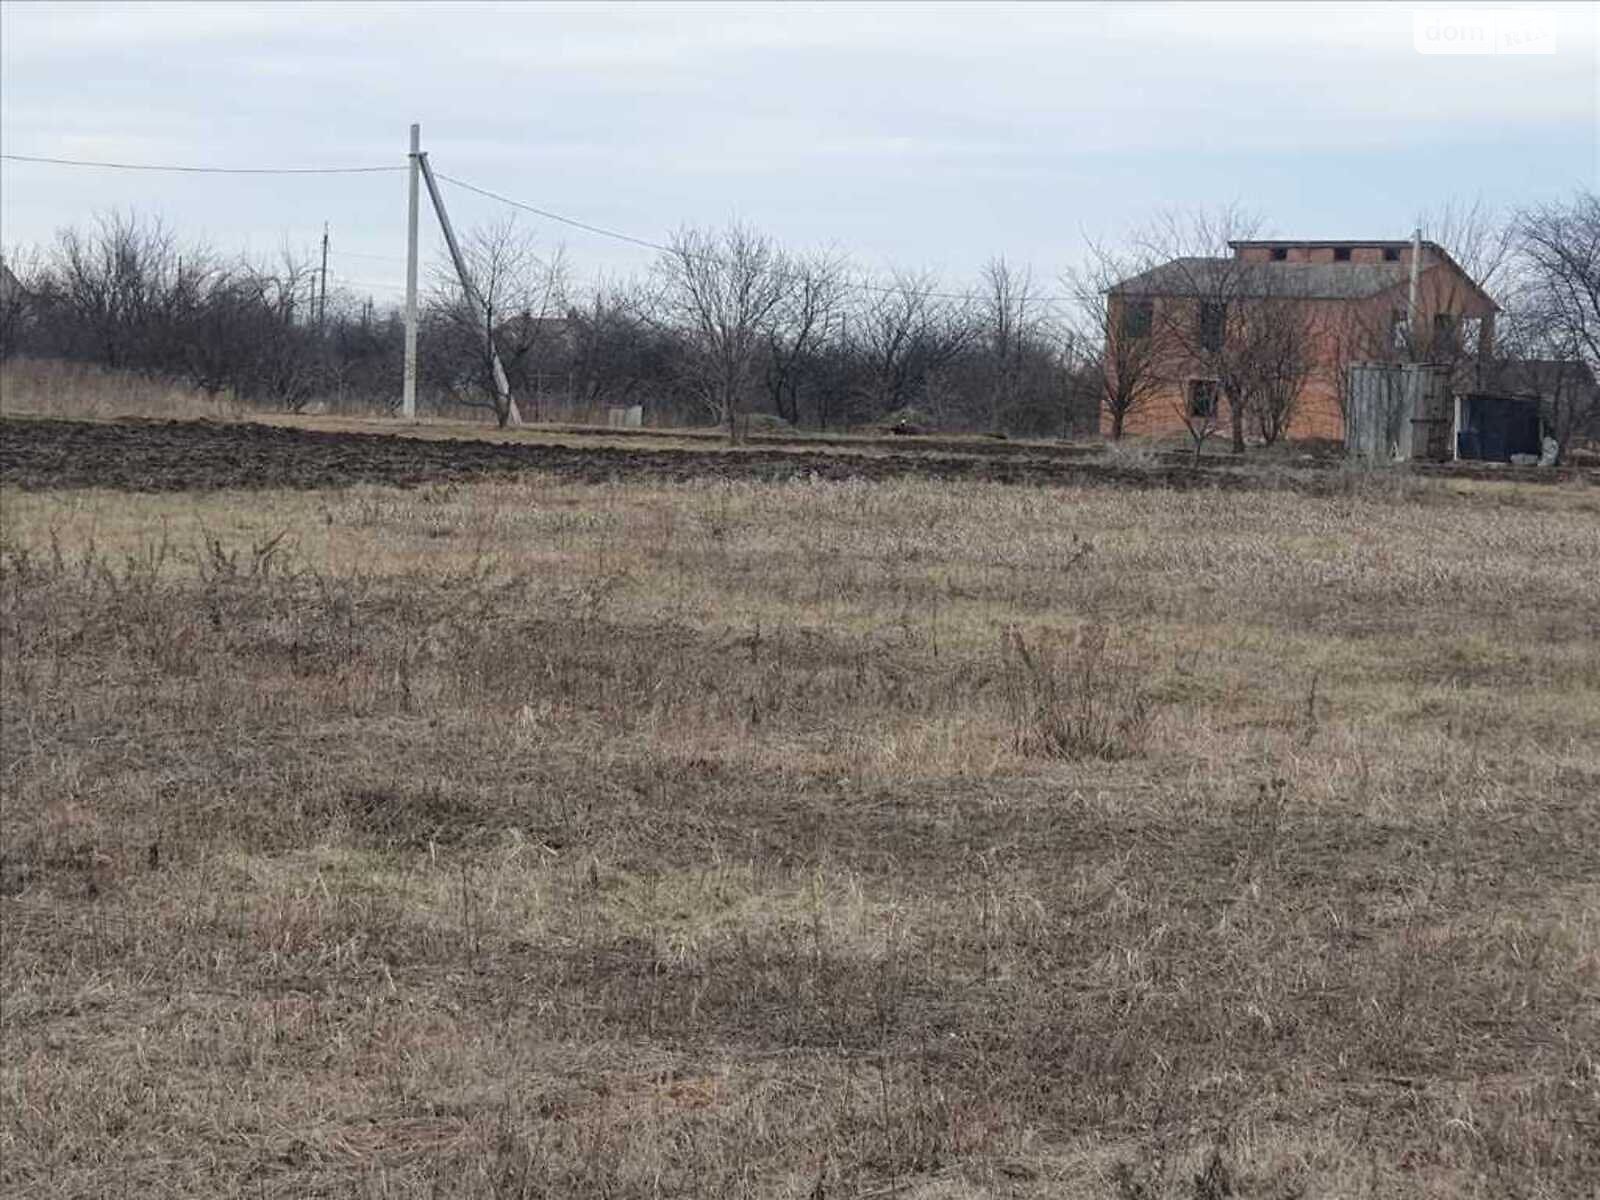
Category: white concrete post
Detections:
[{"x1": 402, "y1": 123, "x2": 420, "y2": 420}]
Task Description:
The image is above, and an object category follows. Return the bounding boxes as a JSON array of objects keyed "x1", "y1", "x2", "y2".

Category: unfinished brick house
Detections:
[{"x1": 1105, "y1": 239, "x2": 1500, "y2": 441}]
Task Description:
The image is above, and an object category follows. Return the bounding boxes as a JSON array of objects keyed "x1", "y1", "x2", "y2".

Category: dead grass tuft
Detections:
[{"x1": 1001, "y1": 624, "x2": 1152, "y2": 760}]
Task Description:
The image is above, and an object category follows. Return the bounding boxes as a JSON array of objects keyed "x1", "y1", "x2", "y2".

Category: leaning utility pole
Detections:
[
  {"x1": 402, "y1": 123, "x2": 420, "y2": 420},
  {"x1": 416, "y1": 148, "x2": 522, "y2": 425}
]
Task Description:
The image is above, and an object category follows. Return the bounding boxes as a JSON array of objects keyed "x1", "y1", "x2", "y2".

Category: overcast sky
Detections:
[{"x1": 2, "y1": 1, "x2": 1596, "y2": 305}]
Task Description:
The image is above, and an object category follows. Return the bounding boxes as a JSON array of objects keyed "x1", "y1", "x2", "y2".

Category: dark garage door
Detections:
[{"x1": 1457, "y1": 395, "x2": 1540, "y2": 462}]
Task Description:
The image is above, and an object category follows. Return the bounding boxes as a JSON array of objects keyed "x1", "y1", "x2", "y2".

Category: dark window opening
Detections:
[
  {"x1": 1187, "y1": 379, "x2": 1219, "y2": 419},
  {"x1": 1122, "y1": 299, "x2": 1153, "y2": 339},
  {"x1": 1433, "y1": 312, "x2": 1459, "y2": 355},
  {"x1": 1270, "y1": 247, "x2": 1288, "y2": 261},
  {"x1": 1333, "y1": 247, "x2": 1352, "y2": 262},
  {"x1": 1383, "y1": 247, "x2": 1401, "y2": 262},
  {"x1": 1198, "y1": 301, "x2": 1226, "y2": 351}
]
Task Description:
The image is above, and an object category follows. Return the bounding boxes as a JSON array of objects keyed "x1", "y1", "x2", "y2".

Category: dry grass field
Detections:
[
  {"x1": 0, "y1": 360, "x2": 249, "y2": 424},
  {"x1": 2, "y1": 436, "x2": 1598, "y2": 1197}
]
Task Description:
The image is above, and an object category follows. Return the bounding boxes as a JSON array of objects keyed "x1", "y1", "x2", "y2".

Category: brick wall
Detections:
[{"x1": 1102, "y1": 259, "x2": 1496, "y2": 444}]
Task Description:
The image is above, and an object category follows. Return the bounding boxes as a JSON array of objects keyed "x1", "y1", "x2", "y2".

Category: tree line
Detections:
[
  {"x1": 2, "y1": 193, "x2": 1596, "y2": 450},
  {"x1": 0, "y1": 214, "x2": 400, "y2": 413},
  {"x1": 0, "y1": 212, "x2": 1098, "y2": 438}
]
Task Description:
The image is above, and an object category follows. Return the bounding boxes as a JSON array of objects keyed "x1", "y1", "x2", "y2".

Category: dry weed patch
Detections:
[{"x1": 2, "y1": 471, "x2": 1597, "y2": 1197}]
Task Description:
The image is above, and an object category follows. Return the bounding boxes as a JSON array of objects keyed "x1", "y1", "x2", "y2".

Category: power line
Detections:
[
  {"x1": 5, "y1": 150, "x2": 1080, "y2": 307},
  {"x1": 331, "y1": 248, "x2": 412, "y2": 265},
  {"x1": 435, "y1": 172, "x2": 672, "y2": 255},
  {"x1": 1, "y1": 152, "x2": 403, "y2": 175},
  {"x1": 432, "y1": 169, "x2": 1071, "y2": 306},
  {"x1": 437, "y1": 167, "x2": 982, "y2": 301}
]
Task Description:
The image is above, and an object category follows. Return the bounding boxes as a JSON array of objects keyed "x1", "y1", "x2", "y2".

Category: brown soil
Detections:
[{"x1": 5, "y1": 416, "x2": 1592, "y2": 494}]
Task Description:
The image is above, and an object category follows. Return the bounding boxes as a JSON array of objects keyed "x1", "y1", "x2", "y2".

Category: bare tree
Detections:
[
  {"x1": 1176, "y1": 377, "x2": 1223, "y2": 464},
  {"x1": 1124, "y1": 205, "x2": 1319, "y2": 451},
  {"x1": 0, "y1": 249, "x2": 40, "y2": 364},
  {"x1": 1511, "y1": 191, "x2": 1600, "y2": 459},
  {"x1": 234, "y1": 249, "x2": 321, "y2": 411},
  {"x1": 1023, "y1": 321, "x2": 1099, "y2": 439},
  {"x1": 1063, "y1": 242, "x2": 1166, "y2": 439},
  {"x1": 41, "y1": 212, "x2": 188, "y2": 373},
  {"x1": 849, "y1": 269, "x2": 973, "y2": 425},
  {"x1": 977, "y1": 256, "x2": 1045, "y2": 433},
  {"x1": 1137, "y1": 205, "x2": 1312, "y2": 454},
  {"x1": 1240, "y1": 298, "x2": 1317, "y2": 445},
  {"x1": 1393, "y1": 199, "x2": 1514, "y2": 380},
  {"x1": 764, "y1": 249, "x2": 850, "y2": 427},
  {"x1": 425, "y1": 218, "x2": 566, "y2": 427},
  {"x1": 1418, "y1": 199, "x2": 1517, "y2": 311},
  {"x1": 653, "y1": 222, "x2": 790, "y2": 441},
  {"x1": 312, "y1": 291, "x2": 407, "y2": 414},
  {"x1": 566, "y1": 280, "x2": 663, "y2": 414},
  {"x1": 172, "y1": 266, "x2": 254, "y2": 397}
]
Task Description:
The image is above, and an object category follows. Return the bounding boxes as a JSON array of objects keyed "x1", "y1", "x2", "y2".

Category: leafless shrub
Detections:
[{"x1": 1000, "y1": 624, "x2": 1151, "y2": 760}]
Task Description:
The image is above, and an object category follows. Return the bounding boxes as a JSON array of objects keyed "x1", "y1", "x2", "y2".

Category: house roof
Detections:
[
  {"x1": 1227, "y1": 239, "x2": 1443, "y2": 251},
  {"x1": 1228, "y1": 239, "x2": 1501, "y2": 310},
  {"x1": 1109, "y1": 257, "x2": 1412, "y2": 300},
  {"x1": 1477, "y1": 358, "x2": 1599, "y2": 400}
]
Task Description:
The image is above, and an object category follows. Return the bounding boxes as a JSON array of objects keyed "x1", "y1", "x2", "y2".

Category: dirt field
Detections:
[
  {"x1": 0, "y1": 415, "x2": 1251, "y2": 494},
  {"x1": 4, "y1": 416, "x2": 1593, "y2": 496},
  {"x1": 2, "y1": 418, "x2": 1598, "y2": 1198}
]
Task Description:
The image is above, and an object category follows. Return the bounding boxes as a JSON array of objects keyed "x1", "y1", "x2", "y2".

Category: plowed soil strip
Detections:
[
  {"x1": 2, "y1": 417, "x2": 1589, "y2": 494},
  {"x1": 0, "y1": 416, "x2": 1211, "y2": 493}
]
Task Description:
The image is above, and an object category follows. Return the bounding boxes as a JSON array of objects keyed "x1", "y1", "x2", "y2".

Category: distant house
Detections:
[{"x1": 1106, "y1": 239, "x2": 1499, "y2": 441}]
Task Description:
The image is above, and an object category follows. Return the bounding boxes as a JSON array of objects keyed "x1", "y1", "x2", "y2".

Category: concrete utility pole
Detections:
[
  {"x1": 318, "y1": 222, "x2": 329, "y2": 330},
  {"x1": 1407, "y1": 225, "x2": 1423, "y2": 359},
  {"x1": 417, "y1": 149, "x2": 522, "y2": 426},
  {"x1": 402, "y1": 123, "x2": 420, "y2": 420}
]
